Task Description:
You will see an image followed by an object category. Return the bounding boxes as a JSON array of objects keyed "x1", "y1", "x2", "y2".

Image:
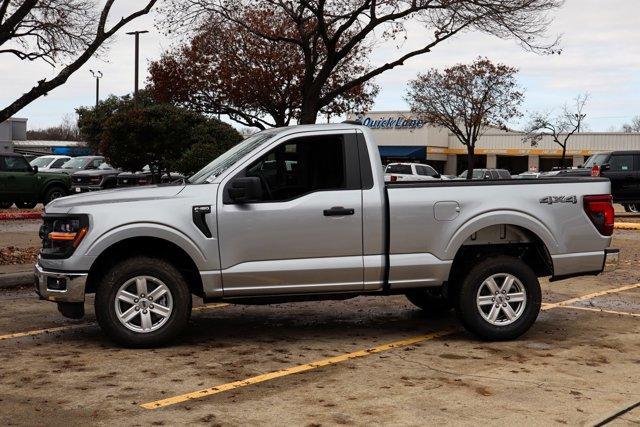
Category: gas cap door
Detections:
[{"x1": 434, "y1": 201, "x2": 460, "y2": 221}]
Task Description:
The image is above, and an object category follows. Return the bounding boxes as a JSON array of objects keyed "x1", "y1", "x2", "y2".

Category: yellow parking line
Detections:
[
  {"x1": 555, "y1": 305, "x2": 640, "y2": 317},
  {"x1": 142, "y1": 283, "x2": 640, "y2": 410},
  {"x1": 0, "y1": 303, "x2": 229, "y2": 342},
  {"x1": 140, "y1": 328, "x2": 458, "y2": 409},
  {"x1": 614, "y1": 222, "x2": 640, "y2": 230},
  {"x1": 0, "y1": 323, "x2": 96, "y2": 341},
  {"x1": 541, "y1": 283, "x2": 640, "y2": 310}
]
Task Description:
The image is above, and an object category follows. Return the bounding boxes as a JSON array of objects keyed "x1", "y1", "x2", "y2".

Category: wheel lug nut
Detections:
[
  {"x1": 134, "y1": 298, "x2": 139, "y2": 303},
  {"x1": 135, "y1": 306, "x2": 140, "y2": 311},
  {"x1": 502, "y1": 290, "x2": 506, "y2": 294},
  {"x1": 502, "y1": 303, "x2": 507, "y2": 307},
  {"x1": 143, "y1": 310, "x2": 148, "y2": 314},
  {"x1": 506, "y1": 296, "x2": 510, "y2": 300},
  {"x1": 140, "y1": 294, "x2": 145, "y2": 298},
  {"x1": 491, "y1": 298, "x2": 495, "y2": 302},
  {"x1": 148, "y1": 296, "x2": 153, "y2": 301},
  {"x1": 150, "y1": 304, "x2": 154, "y2": 309}
]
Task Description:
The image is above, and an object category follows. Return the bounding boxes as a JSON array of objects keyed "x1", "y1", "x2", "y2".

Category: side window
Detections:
[
  {"x1": 2, "y1": 156, "x2": 30, "y2": 172},
  {"x1": 245, "y1": 135, "x2": 347, "y2": 202},
  {"x1": 415, "y1": 165, "x2": 428, "y2": 176},
  {"x1": 51, "y1": 158, "x2": 67, "y2": 168},
  {"x1": 93, "y1": 159, "x2": 104, "y2": 168},
  {"x1": 609, "y1": 155, "x2": 633, "y2": 172},
  {"x1": 498, "y1": 170, "x2": 511, "y2": 179}
]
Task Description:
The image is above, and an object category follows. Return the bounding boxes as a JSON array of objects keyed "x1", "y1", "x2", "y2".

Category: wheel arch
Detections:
[
  {"x1": 40, "y1": 180, "x2": 69, "y2": 200},
  {"x1": 85, "y1": 234, "x2": 206, "y2": 298}
]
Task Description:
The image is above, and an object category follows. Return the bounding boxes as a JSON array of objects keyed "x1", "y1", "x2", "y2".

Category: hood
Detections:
[{"x1": 46, "y1": 184, "x2": 186, "y2": 213}]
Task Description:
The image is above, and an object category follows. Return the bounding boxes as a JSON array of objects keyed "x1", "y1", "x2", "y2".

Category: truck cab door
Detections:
[
  {"x1": 604, "y1": 153, "x2": 635, "y2": 202},
  {"x1": 0, "y1": 156, "x2": 37, "y2": 201},
  {"x1": 217, "y1": 131, "x2": 364, "y2": 296}
]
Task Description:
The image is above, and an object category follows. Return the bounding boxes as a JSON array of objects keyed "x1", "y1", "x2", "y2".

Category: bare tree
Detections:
[
  {"x1": 27, "y1": 114, "x2": 81, "y2": 141},
  {"x1": 522, "y1": 93, "x2": 589, "y2": 168},
  {"x1": 0, "y1": 0, "x2": 158, "y2": 123},
  {"x1": 406, "y1": 58, "x2": 523, "y2": 179},
  {"x1": 621, "y1": 116, "x2": 640, "y2": 133},
  {"x1": 161, "y1": 0, "x2": 562, "y2": 124}
]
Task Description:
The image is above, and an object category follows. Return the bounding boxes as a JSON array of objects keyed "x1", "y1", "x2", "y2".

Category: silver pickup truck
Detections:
[{"x1": 35, "y1": 124, "x2": 619, "y2": 347}]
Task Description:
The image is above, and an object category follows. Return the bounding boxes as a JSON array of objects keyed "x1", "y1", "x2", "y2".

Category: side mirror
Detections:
[
  {"x1": 601, "y1": 163, "x2": 611, "y2": 171},
  {"x1": 432, "y1": 172, "x2": 441, "y2": 179},
  {"x1": 31, "y1": 165, "x2": 38, "y2": 174},
  {"x1": 228, "y1": 177, "x2": 263, "y2": 203}
]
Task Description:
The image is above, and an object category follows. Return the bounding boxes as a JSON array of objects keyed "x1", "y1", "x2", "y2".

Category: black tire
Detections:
[
  {"x1": 15, "y1": 201, "x2": 37, "y2": 209},
  {"x1": 0, "y1": 201, "x2": 12, "y2": 209},
  {"x1": 455, "y1": 256, "x2": 541, "y2": 341},
  {"x1": 626, "y1": 203, "x2": 639, "y2": 213},
  {"x1": 623, "y1": 204, "x2": 631, "y2": 212},
  {"x1": 95, "y1": 256, "x2": 192, "y2": 347},
  {"x1": 44, "y1": 185, "x2": 66, "y2": 203},
  {"x1": 405, "y1": 288, "x2": 452, "y2": 315}
]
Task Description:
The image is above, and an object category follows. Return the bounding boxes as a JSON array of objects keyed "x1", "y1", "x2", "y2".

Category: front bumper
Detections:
[
  {"x1": 34, "y1": 263, "x2": 87, "y2": 303},
  {"x1": 603, "y1": 248, "x2": 619, "y2": 272}
]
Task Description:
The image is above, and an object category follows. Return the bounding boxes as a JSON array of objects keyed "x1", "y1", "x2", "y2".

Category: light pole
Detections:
[
  {"x1": 126, "y1": 30, "x2": 149, "y2": 96},
  {"x1": 89, "y1": 69, "x2": 103, "y2": 108}
]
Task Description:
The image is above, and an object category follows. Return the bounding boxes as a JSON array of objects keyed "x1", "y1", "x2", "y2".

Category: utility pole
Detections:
[
  {"x1": 89, "y1": 70, "x2": 103, "y2": 108},
  {"x1": 126, "y1": 30, "x2": 149, "y2": 96}
]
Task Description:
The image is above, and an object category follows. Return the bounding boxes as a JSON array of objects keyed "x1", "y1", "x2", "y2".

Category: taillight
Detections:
[
  {"x1": 583, "y1": 195, "x2": 614, "y2": 236},
  {"x1": 591, "y1": 165, "x2": 600, "y2": 177},
  {"x1": 390, "y1": 175, "x2": 398, "y2": 182}
]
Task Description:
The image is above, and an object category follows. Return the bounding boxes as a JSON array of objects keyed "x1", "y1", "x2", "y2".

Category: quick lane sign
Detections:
[{"x1": 356, "y1": 115, "x2": 425, "y2": 130}]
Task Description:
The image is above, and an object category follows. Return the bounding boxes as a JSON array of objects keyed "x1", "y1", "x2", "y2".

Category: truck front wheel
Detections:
[
  {"x1": 456, "y1": 256, "x2": 541, "y2": 341},
  {"x1": 95, "y1": 257, "x2": 192, "y2": 347}
]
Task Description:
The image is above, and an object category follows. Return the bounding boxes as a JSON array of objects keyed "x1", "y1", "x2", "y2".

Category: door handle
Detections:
[{"x1": 323, "y1": 206, "x2": 355, "y2": 216}]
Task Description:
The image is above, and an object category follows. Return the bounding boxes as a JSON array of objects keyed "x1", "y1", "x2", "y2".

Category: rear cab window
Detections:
[
  {"x1": 386, "y1": 164, "x2": 412, "y2": 175},
  {"x1": 608, "y1": 154, "x2": 634, "y2": 172}
]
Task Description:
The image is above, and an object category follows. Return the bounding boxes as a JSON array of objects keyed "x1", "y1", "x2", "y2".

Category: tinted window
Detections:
[
  {"x1": 30, "y1": 157, "x2": 54, "y2": 167},
  {"x1": 2, "y1": 156, "x2": 30, "y2": 172},
  {"x1": 246, "y1": 135, "x2": 346, "y2": 201},
  {"x1": 497, "y1": 170, "x2": 511, "y2": 179},
  {"x1": 609, "y1": 155, "x2": 634, "y2": 171},
  {"x1": 386, "y1": 164, "x2": 412, "y2": 174},
  {"x1": 415, "y1": 165, "x2": 437, "y2": 177},
  {"x1": 50, "y1": 158, "x2": 68, "y2": 168}
]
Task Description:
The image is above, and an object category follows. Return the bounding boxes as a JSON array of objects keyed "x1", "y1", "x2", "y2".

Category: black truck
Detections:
[{"x1": 585, "y1": 150, "x2": 640, "y2": 212}]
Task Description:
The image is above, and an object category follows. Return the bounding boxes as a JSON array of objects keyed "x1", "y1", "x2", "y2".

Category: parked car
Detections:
[
  {"x1": 117, "y1": 166, "x2": 185, "y2": 187},
  {"x1": 458, "y1": 168, "x2": 512, "y2": 180},
  {"x1": 583, "y1": 151, "x2": 640, "y2": 212},
  {"x1": 0, "y1": 153, "x2": 70, "y2": 208},
  {"x1": 384, "y1": 162, "x2": 441, "y2": 182},
  {"x1": 35, "y1": 124, "x2": 617, "y2": 347},
  {"x1": 48, "y1": 156, "x2": 106, "y2": 175},
  {"x1": 30, "y1": 155, "x2": 71, "y2": 171},
  {"x1": 514, "y1": 171, "x2": 541, "y2": 179},
  {"x1": 540, "y1": 168, "x2": 591, "y2": 178},
  {"x1": 71, "y1": 163, "x2": 121, "y2": 193}
]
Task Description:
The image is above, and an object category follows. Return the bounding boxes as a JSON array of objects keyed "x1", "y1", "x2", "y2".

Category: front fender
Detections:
[
  {"x1": 443, "y1": 209, "x2": 560, "y2": 260},
  {"x1": 83, "y1": 222, "x2": 209, "y2": 270}
]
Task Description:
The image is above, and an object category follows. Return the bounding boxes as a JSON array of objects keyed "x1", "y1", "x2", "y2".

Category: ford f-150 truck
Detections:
[{"x1": 34, "y1": 124, "x2": 619, "y2": 347}]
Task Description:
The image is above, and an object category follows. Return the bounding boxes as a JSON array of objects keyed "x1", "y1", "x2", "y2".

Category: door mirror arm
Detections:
[{"x1": 31, "y1": 165, "x2": 38, "y2": 174}]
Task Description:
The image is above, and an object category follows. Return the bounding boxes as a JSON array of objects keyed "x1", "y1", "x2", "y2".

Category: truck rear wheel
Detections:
[
  {"x1": 405, "y1": 288, "x2": 452, "y2": 315},
  {"x1": 455, "y1": 256, "x2": 541, "y2": 341},
  {"x1": 95, "y1": 257, "x2": 192, "y2": 347}
]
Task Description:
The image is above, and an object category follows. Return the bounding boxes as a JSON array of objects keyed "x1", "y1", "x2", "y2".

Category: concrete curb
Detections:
[
  {"x1": 0, "y1": 272, "x2": 32, "y2": 289},
  {"x1": 0, "y1": 212, "x2": 42, "y2": 221},
  {"x1": 614, "y1": 222, "x2": 640, "y2": 230}
]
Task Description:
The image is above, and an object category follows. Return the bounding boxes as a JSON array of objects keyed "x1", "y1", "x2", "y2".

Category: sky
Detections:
[{"x1": 1, "y1": 0, "x2": 639, "y2": 132}]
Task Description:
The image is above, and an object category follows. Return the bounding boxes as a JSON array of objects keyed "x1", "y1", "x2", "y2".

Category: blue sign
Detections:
[{"x1": 355, "y1": 115, "x2": 425, "y2": 130}]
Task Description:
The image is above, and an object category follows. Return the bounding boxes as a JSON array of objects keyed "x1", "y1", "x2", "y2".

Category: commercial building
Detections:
[
  {"x1": 0, "y1": 117, "x2": 89, "y2": 156},
  {"x1": 348, "y1": 111, "x2": 640, "y2": 175}
]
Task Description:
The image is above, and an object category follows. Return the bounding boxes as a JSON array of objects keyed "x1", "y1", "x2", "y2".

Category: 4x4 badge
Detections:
[{"x1": 539, "y1": 195, "x2": 577, "y2": 204}]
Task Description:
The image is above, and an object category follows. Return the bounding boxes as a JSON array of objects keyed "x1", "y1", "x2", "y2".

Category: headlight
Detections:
[{"x1": 40, "y1": 215, "x2": 89, "y2": 259}]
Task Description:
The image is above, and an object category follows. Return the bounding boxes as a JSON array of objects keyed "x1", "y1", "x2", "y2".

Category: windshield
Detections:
[
  {"x1": 30, "y1": 157, "x2": 53, "y2": 167},
  {"x1": 583, "y1": 153, "x2": 609, "y2": 168},
  {"x1": 189, "y1": 130, "x2": 281, "y2": 184},
  {"x1": 62, "y1": 157, "x2": 89, "y2": 169}
]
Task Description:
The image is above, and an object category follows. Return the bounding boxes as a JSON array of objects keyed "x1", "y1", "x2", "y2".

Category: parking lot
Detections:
[{"x1": 0, "y1": 221, "x2": 637, "y2": 426}]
